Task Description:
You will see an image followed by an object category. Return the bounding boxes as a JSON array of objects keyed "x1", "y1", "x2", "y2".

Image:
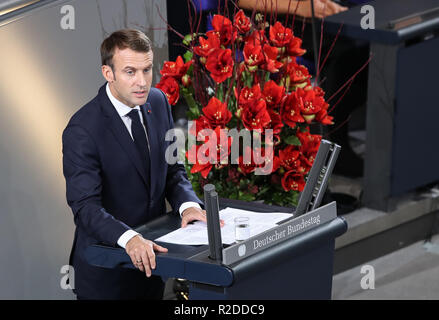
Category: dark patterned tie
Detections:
[{"x1": 127, "y1": 109, "x2": 151, "y2": 178}]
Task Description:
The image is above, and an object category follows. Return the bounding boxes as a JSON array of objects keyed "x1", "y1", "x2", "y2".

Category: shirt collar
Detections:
[{"x1": 106, "y1": 83, "x2": 140, "y2": 117}]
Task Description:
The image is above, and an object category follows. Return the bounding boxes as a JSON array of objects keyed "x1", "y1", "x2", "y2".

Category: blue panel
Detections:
[{"x1": 391, "y1": 36, "x2": 439, "y2": 195}]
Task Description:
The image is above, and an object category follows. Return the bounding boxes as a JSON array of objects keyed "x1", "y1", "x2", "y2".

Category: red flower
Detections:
[
  {"x1": 160, "y1": 56, "x2": 192, "y2": 80},
  {"x1": 297, "y1": 128, "x2": 321, "y2": 153},
  {"x1": 269, "y1": 21, "x2": 293, "y2": 47},
  {"x1": 205, "y1": 48, "x2": 234, "y2": 83},
  {"x1": 186, "y1": 126, "x2": 232, "y2": 178},
  {"x1": 262, "y1": 80, "x2": 285, "y2": 108},
  {"x1": 237, "y1": 146, "x2": 257, "y2": 175},
  {"x1": 316, "y1": 109, "x2": 334, "y2": 125},
  {"x1": 281, "y1": 92, "x2": 305, "y2": 128},
  {"x1": 155, "y1": 76, "x2": 179, "y2": 105},
  {"x1": 297, "y1": 87, "x2": 326, "y2": 123},
  {"x1": 287, "y1": 37, "x2": 306, "y2": 57},
  {"x1": 286, "y1": 61, "x2": 311, "y2": 86},
  {"x1": 254, "y1": 147, "x2": 280, "y2": 175},
  {"x1": 279, "y1": 145, "x2": 300, "y2": 171},
  {"x1": 266, "y1": 109, "x2": 284, "y2": 134},
  {"x1": 189, "y1": 115, "x2": 212, "y2": 140},
  {"x1": 241, "y1": 99, "x2": 271, "y2": 132},
  {"x1": 234, "y1": 10, "x2": 251, "y2": 34},
  {"x1": 211, "y1": 14, "x2": 237, "y2": 46},
  {"x1": 243, "y1": 42, "x2": 264, "y2": 70},
  {"x1": 281, "y1": 170, "x2": 306, "y2": 192},
  {"x1": 313, "y1": 86, "x2": 325, "y2": 97},
  {"x1": 202, "y1": 97, "x2": 232, "y2": 128},
  {"x1": 238, "y1": 84, "x2": 261, "y2": 108},
  {"x1": 261, "y1": 44, "x2": 283, "y2": 73},
  {"x1": 186, "y1": 144, "x2": 213, "y2": 179},
  {"x1": 194, "y1": 31, "x2": 220, "y2": 58},
  {"x1": 245, "y1": 30, "x2": 268, "y2": 46},
  {"x1": 297, "y1": 128, "x2": 322, "y2": 170}
]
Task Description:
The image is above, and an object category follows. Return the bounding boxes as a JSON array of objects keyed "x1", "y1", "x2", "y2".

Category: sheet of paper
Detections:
[{"x1": 155, "y1": 207, "x2": 293, "y2": 245}]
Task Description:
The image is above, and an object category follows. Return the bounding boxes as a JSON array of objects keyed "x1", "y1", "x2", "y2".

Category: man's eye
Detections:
[
  {"x1": 144, "y1": 68, "x2": 152, "y2": 73},
  {"x1": 126, "y1": 70, "x2": 134, "y2": 75}
]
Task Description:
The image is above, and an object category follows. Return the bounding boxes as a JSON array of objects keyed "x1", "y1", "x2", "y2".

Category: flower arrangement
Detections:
[{"x1": 156, "y1": 7, "x2": 333, "y2": 207}]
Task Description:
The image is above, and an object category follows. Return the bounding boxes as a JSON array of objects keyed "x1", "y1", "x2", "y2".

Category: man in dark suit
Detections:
[{"x1": 62, "y1": 29, "x2": 206, "y2": 300}]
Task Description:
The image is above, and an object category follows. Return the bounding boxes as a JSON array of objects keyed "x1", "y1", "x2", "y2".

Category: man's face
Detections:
[{"x1": 104, "y1": 47, "x2": 153, "y2": 107}]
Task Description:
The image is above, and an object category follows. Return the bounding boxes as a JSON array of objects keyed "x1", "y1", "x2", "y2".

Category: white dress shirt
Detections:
[{"x1": 105, "y1": 84, "x2": 201, "y2": 248}]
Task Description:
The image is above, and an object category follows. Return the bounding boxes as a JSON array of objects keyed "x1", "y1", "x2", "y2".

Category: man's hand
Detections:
[
  {"x1": 297, "y1": 0, "x2": 348, "y2": 18},
  {"x1": 181, "y1": 207, "x2": 225, "y2": 228},
  {"x1": 125, "y1": 235, "x2": 168, "y2": 277}
]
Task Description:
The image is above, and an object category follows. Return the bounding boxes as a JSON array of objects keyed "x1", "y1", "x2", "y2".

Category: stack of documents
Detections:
[{"x1": 155, "y1": 207, "x2": 292, "y2": 245}]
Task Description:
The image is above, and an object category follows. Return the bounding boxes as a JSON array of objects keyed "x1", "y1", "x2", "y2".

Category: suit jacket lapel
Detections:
[{"x1": 99, "y1": 85, "x2": 151, "y2": 190}]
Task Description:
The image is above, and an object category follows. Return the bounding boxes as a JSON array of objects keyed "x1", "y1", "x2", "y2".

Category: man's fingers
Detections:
[
  {"x1": 134, "y1": 253, "x2": 144, "y2": 272},
  {"x1": 153, "y1": 242, "x2": 168, "y2": 253},
  {"x1": 146, "y1": 242, "x2": 157, "y2": 271},
  {"x1": 328, "y1": 1, "x2": 347, "y2": 15},
  {"x1": 141, "y1": 250, "x2": 152, "y2": 277}
]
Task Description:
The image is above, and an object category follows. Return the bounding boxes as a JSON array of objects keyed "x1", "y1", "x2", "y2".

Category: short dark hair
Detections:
[{"x1": 100, "y1": 29, "x2": 152, "y2": 69}]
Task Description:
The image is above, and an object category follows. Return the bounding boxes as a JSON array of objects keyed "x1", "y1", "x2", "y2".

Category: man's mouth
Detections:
[{"x1": 134, "y1": 91, "x2": 146, "y2": 97}]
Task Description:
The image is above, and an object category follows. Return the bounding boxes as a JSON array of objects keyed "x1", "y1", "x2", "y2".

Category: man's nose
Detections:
[{"x1": 136, "y1": 72, "x2": 147, "y2": 87}]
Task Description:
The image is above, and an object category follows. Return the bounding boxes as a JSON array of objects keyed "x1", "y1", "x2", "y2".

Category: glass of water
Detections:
[{"x1": 234, "y1": 217, "x2": 250, "y2": 242}]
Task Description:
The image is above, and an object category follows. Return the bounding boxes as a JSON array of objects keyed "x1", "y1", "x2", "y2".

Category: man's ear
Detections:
[{"x1": 101, "y1": 65, "x2": 115, "y2": 82}]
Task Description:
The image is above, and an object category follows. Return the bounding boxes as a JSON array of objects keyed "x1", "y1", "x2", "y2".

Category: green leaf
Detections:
[
  {"x1": 183, "y1": 33, "x2": 196, "y2": 46},
  {"x1": 284, "y1": 135, "x2": 301, "y2": 146},
  {"x1": 183, "y1": 50, "x2": 193, "y2": 63}
]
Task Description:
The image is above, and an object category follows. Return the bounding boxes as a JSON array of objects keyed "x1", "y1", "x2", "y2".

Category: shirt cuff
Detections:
[
  {"x1": 117, "y1": 230, "x2": 140, "y2": 249},
  {"x1": 179, "y1": 201, "x2": 202, "y2": 217}
]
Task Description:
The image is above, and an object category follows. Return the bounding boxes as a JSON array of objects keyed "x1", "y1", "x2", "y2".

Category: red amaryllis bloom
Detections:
[
  {"x1": 210, "y1": 125, "x2": 233, "y2": 163},
  {"x1": 281, "y1": 92, "x2": 305, "y2": 128},
  {"x1": 267, "y1": 109, "x2": 284, "y2": 134},
  {"x1": 186, "y1": 126, "x2": 232, "y2": 178},
  {"x1": 194, "y1": 31, "x2": 220, "y2": 58},
  {"x1": 286, "y1": 61, "x2": 311, "y2": 86},
  {"x1": 155, "y1": 76, "x2": 179, "y2": 105},
  {"x1": 313, "y1": 86, "x2": 325, "y2": 97},
  {"x1": 202, "y1": 97, "x2": 232, "y2": 128},
  {"x1": 316, "y1": 109, "x2": 334, "y2": 125},
  {"x1": 262, "y1": 80, "x2": 285, "y2": 108},
  {"x1": 205, "y1": 48, "x2": 234, "y2": 83},
  {"x1": 237, "y1": 146, "x2": 257, "y2": 175},
  {"x1": 296, "y1": 87, "x2": 326, "y2": 123},
  {"x1": 238, "y1": 84, "x2": 261, "y2": 108},
  {"x1": 160, "y1": 56, "x2": 192, "y2": 80},
  {"x1": 287, "y1": 36, "x2": 306, "y2": 57},
  {"x1": 243, "y1": 42, "x2": 264, "y2": 70},
  {"x1": 186, "y1": 144, "x2": 213, "y2": 179},
  {"x1": 241, "y1": 99, "x2": 271, "y2": 132},
  {"x1": 188, "y1": 115, "x2": 212, "y2": 140},
  {"x1": 245, "y1": 30, "x2": 268, "y2": 46},
  {"x1": 211, "y1": 14, "x2": 237, "y2": 46},
  {"x1": 254, "y1": 147, "x2": 280, "y2": 175},
  {"x1": 269, "y1": 21, "x2": 293, "y2": 47},
  {"x1": 234, "y1": 10, "x2": 251, "y2": 34},
  {"x1": 281, "y1": 170, "x2": 306, "y2": 192},
  {"x1": 279, "y1": 145, "x2": 300, "y2": 171},
  {"x1": 261, "y1": 44, "x2": 283, "y2": 73},
  {"x1": 297, "y1": 128, "x2": 321, "y2": 153},
  {"x1": 297, "y1": 128, "x2": 321, "y2": 169}
]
